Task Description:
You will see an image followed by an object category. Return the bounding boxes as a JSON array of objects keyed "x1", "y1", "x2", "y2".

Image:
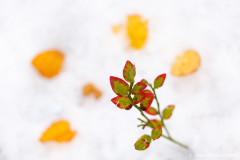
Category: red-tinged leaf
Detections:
[
  {"x1": 133, "y1": 92, "x2": 146, "y2": 104},
  {"x1": 151, "y1": 119, "x2": 164, "y2": 128},
  {"x1": 162, "y1": 105, "x2": 175, "y2": 119},
  {"x1": 134, "y1": 140, "x2": 149, "y2": 151},
  {"x1": 123, "y1": 60, "x2": 136, "y2": 82},
  {"x1": 145, "y1": 107, "x2": 158, "y2": 115},
  {"x1": 134, "y1": 134, "x2": 151, "y2": 151},
  {"x1": 154, "y1": 74, "x2": 166, "y2": 89},
  {"x1": 111, "y1": 96, "x2": 124, "y2": 109},
  {"x1": 139, "y1": 134, "x2": 152, "y2": 142},
  {"x1": 146, "y1": 119, "x2": 163, "y2": 128},
  {"x1": 111, "y1": 96, "x2": 132, "y2": 109},
  {"x1": 110, "y1": 76, "x2": 130, "y2": 96},
  {"x1": 125, "y1": 104, "x2": 133, "y2": 110},
  {"x1": 132, "y1": 82, "x2": 147, "y2": 95},
  {"x1": 141, "y1": 79, "x2": 149, "y2": 85},
  {"x1": 140, "y1": 93, "x2": 154, "y2": 111},
  {"x1": 151, "y1": 127, "x2": 162, "y2": 140},
  {"x1": 142, "y1": 89, "x2": 153, "y2": 94}
]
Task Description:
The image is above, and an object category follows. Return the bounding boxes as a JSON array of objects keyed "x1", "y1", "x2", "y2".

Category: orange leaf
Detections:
[
  {"x1": 32, "y1": 50, "x2": 64, "y2": 78},
  {"x1": 83, "y1": 83, "x2": 102, "y2": 99},
  {"x1": 40, "y1": 120, "x2": 76, "y2": 143}
]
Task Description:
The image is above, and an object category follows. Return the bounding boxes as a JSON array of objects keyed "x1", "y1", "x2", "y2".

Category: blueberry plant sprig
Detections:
[{"x1": 110, "y1": 60, "x2": 188, "y2": 151}]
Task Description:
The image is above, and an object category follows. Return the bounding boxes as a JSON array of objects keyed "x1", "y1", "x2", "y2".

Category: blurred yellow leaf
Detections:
[
  {"x1": 171, "y1": 50, "x2": 201, "y2": 76},
  {"x1": 112, "y1": 24, "x2": 122, "y2": 34},
  {"x1": 127, "y1": 15, "x2": 148, "y2": 49}
]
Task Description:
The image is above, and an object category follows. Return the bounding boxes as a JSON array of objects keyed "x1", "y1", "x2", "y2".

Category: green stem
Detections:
[
  {"x1": 129, "y1": 82, "x2": 134, "y2": 96},
  {"x1": 129, "y1": 82, "x2": 188, "y2": 150},
  {"x1": 166, "y1": 137, "x2": 189, "y2": 149},
  {"x1": 128, "y1": 82, "x2": 155, "y2": 128},
  {"x1": 151, "y1": 127, "x2": 189, "y2": 149},
  {"x1": 150, "y1": 86, "x2": 188, "y2": 149},
  {"x1": 150, "y1": 86, "x2": 171, "y2": 138},
  {"x1": 137, "y1": 118, "x2": 146, "y2": 123},
  {"x1": 137, "y1": 124, "x2": 145, "y2": 127},
  {"x1": 128, "y1": 95, "x2": 155, "y2": 128}
]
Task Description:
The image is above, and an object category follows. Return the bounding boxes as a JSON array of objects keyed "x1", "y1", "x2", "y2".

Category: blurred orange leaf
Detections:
[
  {"x1": 83, "y1": 83, "x2": 102, "y2": 99},
  {"x1": 40, "y1": 120, "x2": 76, "y2": 143},
  {"x1": 32, "y1": 50, "x2": 64, "y2": 78}
]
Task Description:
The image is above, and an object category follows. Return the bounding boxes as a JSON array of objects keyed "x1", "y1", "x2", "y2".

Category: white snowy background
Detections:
[{"x1": 0, "y1": 0, "x2": 240, "y2": 160}]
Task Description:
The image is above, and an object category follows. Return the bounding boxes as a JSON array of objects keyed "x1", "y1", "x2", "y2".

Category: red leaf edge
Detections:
[
  {"x1": 110, "y1": 76, "x2": 129, "y2": 96},
  {"x1": 132, "y1": 81, "x2": 147, "y2": 95}
]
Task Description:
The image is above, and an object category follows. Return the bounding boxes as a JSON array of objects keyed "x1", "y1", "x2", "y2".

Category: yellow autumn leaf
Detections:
[
  {"x1": 112, "y1": 24, "x2": 122, "y2": 34},
  {"x1": 171, "y1": 50, "x2": 201, "y2": 76},
  {"x1": 127, "y1": 14, "x2": 148, "y2": 49}
]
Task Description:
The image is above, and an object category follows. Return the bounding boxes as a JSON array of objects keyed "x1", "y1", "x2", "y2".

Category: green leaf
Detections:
[
  {"x1": 125, "y1": 104, "x2": 133, "y2": 110},
  {"x1": 111, "y1": 96, "x2": 132, "y2": 109},
  {"x1": 145, "y1": 107, "x2": 158, "y2": 115},
  {"x1": 139, "y1": 134, "x2": 152, "y2": 142},
  {"x1": 132, "y1": 81, "x2": 147, "y2": 95},
  {"x1": 140, "y1": 93, "x2": 154, "y2": 111},
  {"x1": 134, "y1": 134, "x2": 151, "y2": 151},
  {"x1": 152, "y1": 119, "x2": 163, "y2": 128},
  {"x1": 123, "y1": 60, "x2": 136, "y2": 82},
  {"x1": 133, "y1": 92, "x2": 145, "y2": 104},
  {"x1": 110, "y1": 76, "x2": 130, "y2": 96},
  {"x1": 162, "y1": 105, "x2": 175, "y2": 119},
  {"x1": 134, "y1": 140, "x2": 149, "y2": 151},
  {"x1": 151, "y1": 127, "x2": 162, "y2": 140},
  {"x1": 142, "y1": 89, "x2": 153, "y2": 94},
  {"x1": 154, "y1": 74, "x2": 166, "y2": 89},
  {"x1": 146, "y1": 119, "x2": 163, "y2": 128},
  {"x1": 141, "y1": 79, "x2": 149, "y2": 85}
]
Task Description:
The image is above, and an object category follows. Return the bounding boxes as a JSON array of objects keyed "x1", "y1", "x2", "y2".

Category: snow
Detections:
[{"x1": 0, "y1": 0, "x2": 240, "y2": 159}]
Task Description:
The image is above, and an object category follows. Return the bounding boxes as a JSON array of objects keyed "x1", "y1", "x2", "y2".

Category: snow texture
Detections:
[{"x1": 0, "y1": 0, "x2": 240, "y2": 160}]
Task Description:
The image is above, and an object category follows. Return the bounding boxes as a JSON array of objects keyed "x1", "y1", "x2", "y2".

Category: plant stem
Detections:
[
  {"x1": 154, "y1": 130, "x2": 189, "y2": 149},
  {"x1": 128, "y1": 82, "x2": 155, "y2": 128},
  {"x1": 150, "y1": 86, "x2": 171, "y2": 138},
  {"x1": 129, "y1": 82, "x2": 189, "y2": 150},
  {"x1": 165, "y1": 136, "x2": 189, "y2": 149},
  {"x1": 129, "y1": 82, "x2": 134, "y2": 96},
  {"x1": 128, "y1": 95, "x2": 155, "y2": 128},
  {"x1": 150, "y1": 86, "x2": 189, "y2": 149},
  {"x1": 137, "y1": 118, "x2": 146, "y2": 123}
]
